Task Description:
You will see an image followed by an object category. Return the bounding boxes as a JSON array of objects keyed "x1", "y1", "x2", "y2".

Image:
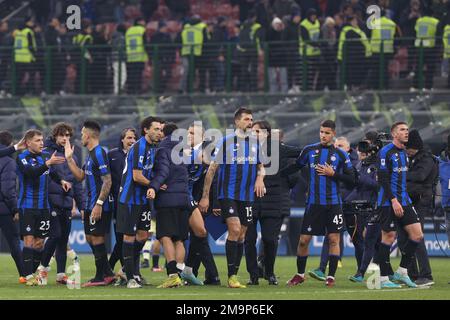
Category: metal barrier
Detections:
[{"x1": 0, "y1": 37, "x2": 449, "y2": 96}]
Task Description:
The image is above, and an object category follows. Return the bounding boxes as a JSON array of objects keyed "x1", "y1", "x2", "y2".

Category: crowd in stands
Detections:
[{"x1": 1, "y1": 0, "x2": 450, "y2": 95}]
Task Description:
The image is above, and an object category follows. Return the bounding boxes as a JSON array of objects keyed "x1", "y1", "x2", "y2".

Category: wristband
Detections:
[{"x1": 96, "y1": 199, "x2": 104, "y2": 206}]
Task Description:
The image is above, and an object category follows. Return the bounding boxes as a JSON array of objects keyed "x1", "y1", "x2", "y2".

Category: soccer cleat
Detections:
[
  {"x1": 140, "y1": 259, "x2": 150, "y2": 269},
  {"x1": 286, "y1": 274, "x2": 305, "y2": 287},
  {"x1": 325, "y1": 277, "x2": 335, "y2": 287},
  {"x1": 157, "y1": 274, "x2": 183, "y2": 288},
  {"x1": 103, "y1": 276, "x2": 116, "y2": 286},
  {"x1": 56, "y1": 275, "x2": 69, "y2": 285},
  {"x1": 381, "y1": 280, "x2": 402, "y2": 289},
  {"x1": 203, "y1": 277, "x2": 221, "y2": 286},
  {"x1": 81, "y1": 278, "x2": 106, "y2": 287},
  {"x1": 349, "y1": 274, "x2": 364, "y2": 283},
  {"x1": 391, "y1": 272, "x2": 417, "y2": 288},
  {"x1": 19, "y1": 277, "x2": 27, "y2": 284},
  {"x1": 180, "y1": 272, "x2": 204, "y2": 286},
  {"x1": 247, "y1": 275, "x2": 259, "y2": 285},
  {"x1": 228, "y1": 275, "x2": 246, "y2": 289},
  {"x1": 114, "y1": 277, "x2": 128, "y2": 287},
  {"x1": 152, "y1": 266, "x2": 163, "y2": 272},
  {"x1": 308, "y1": 269, "x2": 326, "y2": 281},
  {"x1": 26, "y1": 276, "x2": 39, "y2": 286},
  {"x1": 267, "y1": 275, "x2": 278, "y2": 285},
  {"x1": 126, "y1": 279, "x2": 142, "y2": 289},
  {"x1": 37, "y1": 268, "x2": 48, "y2": 286},
  {"x1": 415, "y1": 278, "x2": 434, "y2": 287}
]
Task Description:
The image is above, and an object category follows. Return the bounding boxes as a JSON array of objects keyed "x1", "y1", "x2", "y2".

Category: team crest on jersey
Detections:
[
  {"x1": 390, "y1": 222, "x2": 395, "y2": 228},
  {"x1": 331, "y1": 155, "x2": 336, "y2": 161},
  {"x1": 26, "y1": 226, "x2": 31, "y2": 232},
  {"x1": 51, "y1": 211, "x2": 57, "y2": 217},
  {"x1": 307, "y1": 226, "x2": 312, "y2": 232},
  {"x1": 381, "y1": 159, "x2": 385, "y2": 166},
  {"x1": 229, "y1": 207, "x2": 234, "y2": 214},
  {"x1": 21, "y1": 159, "x2": 28, "y2": 165}
]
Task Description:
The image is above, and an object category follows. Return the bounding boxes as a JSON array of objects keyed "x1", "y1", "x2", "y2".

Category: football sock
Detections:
[
  {"x1": 92, "y1": 244, "x2": 107, "y2": 280},
  {"x1": 167, "y1": 260, "x2": 178, "y2": 276},
  {"x1": 152, "y1": 255, "x2": 160, "y2": 268},
  {"x1": 264, "y1": 239, "x2": 277, "y2": 276},
  {"x1": 133, "y1": 240, "x2": 146, "y2": 275},
  {"x1": 33, "y1": 248, "x2": 43, "y2": 273},
  {"x1": 23, "y1": 246, "x2": 34, "y2": 277},
  {"x1": 235, "y1": 241, "x2": 244, "y2": 274},
  {"x1": 376, "y1": 242, "x2": 391, "y2": 277},
  {"x1": 297, "y1": 256, "x2": 308, "y2": 275},
  {"x1": 328, "y1": 254, "x2": 340, "y2": 278},
  {"x1": 399, "y1": 239, "x2": 420, "y2": 270},
  {"x1": 122, "y1": 241, "x2": 135, "y2": 281},
  {"x1": 225, "y1": 239, "x2": 238, "y2": 277}
]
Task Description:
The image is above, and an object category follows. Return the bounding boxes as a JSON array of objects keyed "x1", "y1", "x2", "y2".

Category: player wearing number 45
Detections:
[
  {"x1": 65, "y1": 120, "x2": 115, "y2": 287},
  {"x1": 16, "y1": 129, "x2": 69, "y2": 286},
  {"x1": 284, "y1": 120, "x2": 357, "y2": 287},
  {"x1": 116, "y1": 116, "x2": 163, "y2": 289}
]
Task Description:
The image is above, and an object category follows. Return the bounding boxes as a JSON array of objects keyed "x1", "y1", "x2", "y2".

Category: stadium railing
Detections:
[{"x1": 0, "y1": 37, "x2": 448, "y2": 96}]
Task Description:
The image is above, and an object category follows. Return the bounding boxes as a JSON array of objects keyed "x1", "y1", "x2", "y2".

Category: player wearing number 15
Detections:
[
  {"x1": 199, "y1": 108, "x2": 266, "y2": 289},
  {"x1": 16, "y1": 129, "x2": 68, "y2": 286},
  {"x1": 285, "y1": 120, "x2": 356, "y2": 287},
  {"x1": 117, "y1": 116, "x2": 163, "y2": 289}
]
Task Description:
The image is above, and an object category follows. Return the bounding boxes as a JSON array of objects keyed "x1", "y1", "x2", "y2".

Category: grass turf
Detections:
[{"x1": 0, "y1": 254, "x2": 448, "y2": 300}]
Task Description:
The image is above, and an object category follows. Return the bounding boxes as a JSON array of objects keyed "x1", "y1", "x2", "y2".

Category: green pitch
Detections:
[{"x1": 0, "y1": 254, "x2": 448, "y2": 300}]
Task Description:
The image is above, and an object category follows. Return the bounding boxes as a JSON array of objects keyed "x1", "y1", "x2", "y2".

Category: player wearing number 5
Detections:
[
  {"x1": 285, "y1": 120, "x2": 357, "y2": 287},
  {"x1": 117, "y1": 116, "x2": 163, "y2": 288},
  {"x1": 65, "y1": 120, "x2": 115, "y2": 287},
  {"x1": 17, "y1": 129, "x2": 68, "y2": 286}
]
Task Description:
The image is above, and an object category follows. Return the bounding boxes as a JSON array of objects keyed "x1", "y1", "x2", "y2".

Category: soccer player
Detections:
[
  {"x1": 374, "y1": 122, "x2": 422, "y2": 288},
  {"x1": 108, "y1": 127, "x2": 137, "y2": 272},
  {"x1": 147, "y1": 123, "x2": 191, "y2": 289},
  {"x1": 65, "y1": 120, "x2": 115, "y2": 287},
  {"x1": 39, "y1": 123, "x2": 85, "y2": 285},
  {"x1": 181, "y1": 122, "x2": 220, "y2": 285},
  {"x1": 286, "y1": 120, "x2": 356, "y2": 287},
  {"x1": 17, "y1": 129, "x2": 68, "y2": 286},
  {"x1": 116, "y1": 117, "x2": 162, "y2": 288},
  {"x1": 199, "y1": 107, "x2": 266, "y2": 289}
]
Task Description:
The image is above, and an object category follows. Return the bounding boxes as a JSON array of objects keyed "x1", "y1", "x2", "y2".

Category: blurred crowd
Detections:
[{"x1": 1, "y1": 0, "x2": 450, "y2": 95}]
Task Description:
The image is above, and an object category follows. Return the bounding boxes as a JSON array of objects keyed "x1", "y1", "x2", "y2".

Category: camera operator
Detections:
[
  {"x1": 400, "y1": 130, "x2": 438, "y2": 287},
  {"x1": 347, "y1": 133, "x2": 386, "y2": 282},
  {"x1": 438, "y1": 134, "x2": 450, "y2": 285}
]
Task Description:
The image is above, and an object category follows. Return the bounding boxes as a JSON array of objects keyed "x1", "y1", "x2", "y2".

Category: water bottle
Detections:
[{"x1": 366, "y1": 262, "x2": 381, "y2": 290}]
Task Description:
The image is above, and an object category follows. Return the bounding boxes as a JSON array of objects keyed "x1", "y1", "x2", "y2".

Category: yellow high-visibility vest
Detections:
[
  {"x1": 125, "y1": 25, "x2": 148, "y2": 63},
  {"x1": 337, "y1": 25, "x2": 371, "y2": 61},
  {"x1": 181, "y1": 22, "x2": 208, "y2": 56},
  {"x1": 415, "y1": 16, "x2": 439, "y2": 48},
  {"x1": 370, "y1": 16, "x2": 396, "y2": 54},
  {"x1": 443, "y1": 25, "x2": 450, "y2": 58},
  {"x1": 300, "y1": 19, "x2": 321, "y2": 56},
  {"x1": 14, "y1": 27, "x2": 36, "y2": 63}
]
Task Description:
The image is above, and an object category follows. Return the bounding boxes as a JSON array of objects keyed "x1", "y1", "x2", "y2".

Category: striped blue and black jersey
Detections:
[
  {"x1": 118, "y1": 137, "x2": 156, "y2": 205},
  {"x1": 83, "y1": 145, "x2": 111, "y2": 211},
  {"x1": 188, "y1": 144, "x2": 207, "y2": 202},
  {"x1": 17, "y1": 150, "x2": 61, "y2": 209},
  {"x1": 297, "y1": 143, "x2": 354, "y2": 205},
  {"x1": 377, "y1": 143, "x2": 412, "y2": 207},
  {"x1": 213, "y1": 133, "x2": 260, "y2": 202}
]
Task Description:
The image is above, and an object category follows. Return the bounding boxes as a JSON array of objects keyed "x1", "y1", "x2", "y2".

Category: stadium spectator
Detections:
[
  {"x1": 45, "y1": 18, "x2": 68, "y2": 95},
  {"x1": 166, "y1": 0, "x2": 191, "y2": 21},
  {"x1": 284, "y1": 9, "x2": 301, "y2": 92},
  {"x1": 14, "y1": 17, "x2": 37, "y2": 96},
  {"x1": 72, "y1": 20, "x2": 94, "y2": 94},
  {"x1": 412, "y1": 6, "x2": 441, "y2": 90},
  {"x1": 272, "y1": 0, "x2": 299, "y2": 19},
  {"x1": 91, "y1": 24, "x2": 112, "y2": 94},
  {"x1": 111, "y1": 23, "x2": 127, "y2": 94},
  {"x1": 267, "y1": 17, "x2": 288, "y2": 93},
  {"x1": 125, "y1": 17, "x2": 148, "y2": 94},
  {"x1": 179, "y1": 15, "x2": 209, "y2": 93},
  {"x1": 300, "y1": 8, "x2": 322, "y2": 91},
  {"x1": 237, "y1": 10, "x2": 264, "y2": 92},
  {"x1": 320, "y1": 16, "x2": 338, "y2": 90},
  {"x1": 150, "y1": 21, "x2": 176, "y2": 94},
  {"x1": 0, "y1": 21, "x2": 12, "y2": 93},
  {"x1": 140, "y1": 0, "x2": 159, "y2": 22},
  {"x1": 208, "y1": 16, "x2": 228, "y2": 92}
]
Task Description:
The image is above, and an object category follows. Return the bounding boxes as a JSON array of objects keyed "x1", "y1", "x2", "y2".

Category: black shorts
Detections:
[
  {"x1": 187, "y1": 199, "x2": 198, "y2": 215},
  {"x1": 156, "y1": 207, "x2": 189, "y2": 241},
  {"x1": 219, "y1": 199, "x2": 253, "y2": 226},
  {"x1": 83, "y1": 209, "x2": 111, "y2": 236},
  {"x1": 116, "y1": 203, "x2": 152, "y2": 236},
  {"x1": 301, "y1": 204, "x2": 344, "y2": 236},
  {"x1": 379, "y1": 205, "x2": 421, "y2": 232},
  {"x1": 19, "y1": 209, "x2": 51, "y2": 238}
]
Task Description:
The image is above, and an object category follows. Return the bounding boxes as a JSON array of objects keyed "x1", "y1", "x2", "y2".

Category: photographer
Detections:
[
  {"x1": 347, "y1": 133, "x2": 385, "y2": 282},
  {"x1": 400, "y1": 130, "x2": 437, "y2": 287},
  {"x1": 438, "y1": 134, "x2": 450, "y2": 285}
]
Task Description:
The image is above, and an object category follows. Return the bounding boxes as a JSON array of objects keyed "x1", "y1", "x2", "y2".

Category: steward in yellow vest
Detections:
[
  {"x1": 125, "y1": 17, "x2": 148, "y2": 94},
  {"x1": 14, "y1": 18, "x2": 36, "y2": 64},
  {"x1": 299, "y1": 8, "x2": 321, "y2": 57}
]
